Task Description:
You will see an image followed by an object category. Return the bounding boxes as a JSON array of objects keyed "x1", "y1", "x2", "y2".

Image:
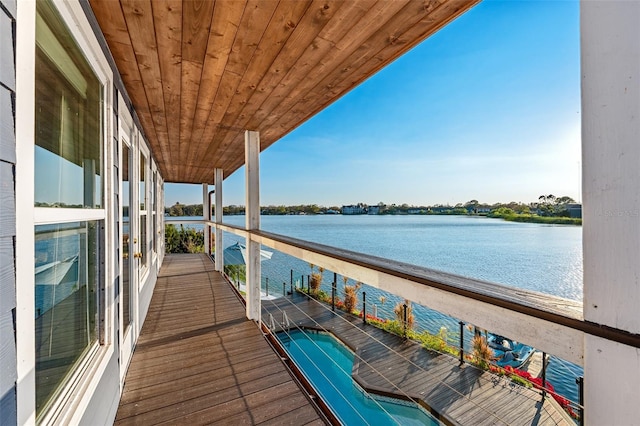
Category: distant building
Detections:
[
  {"x1": 342, "y1": 205, "x2": 366, "y2": 215},
  {"x1": 566, "y1": 203, "x2": 582, "y2": 218},
  {"x1": 429, "y1": 207, "x2": 452, "y2": 213},
  {"x1": 367, "y1": 206, "x2": 380, "y2": 215}
]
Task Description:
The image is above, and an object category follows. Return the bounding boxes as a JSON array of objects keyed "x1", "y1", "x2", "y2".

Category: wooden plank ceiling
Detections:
[{"x1": 90, "y1": 0, "x2": 479, "y2": 184}]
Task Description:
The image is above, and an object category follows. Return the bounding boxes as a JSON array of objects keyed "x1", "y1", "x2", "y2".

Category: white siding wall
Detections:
[{"x1": 0, "y1": 0, "x2": 17, "y2": 422}]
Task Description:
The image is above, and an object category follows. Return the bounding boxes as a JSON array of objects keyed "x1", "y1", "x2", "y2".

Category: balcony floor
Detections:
[{"x1": 115, "y1": 254, "x2": 325, "y2": 425}]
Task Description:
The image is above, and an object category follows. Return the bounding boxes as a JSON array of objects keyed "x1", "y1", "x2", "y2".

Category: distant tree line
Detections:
[
  {"x1": 165, "y1": 202, "x2": 204, "y2": 217},
  {"x1": 165, "y1": 203, "x2": 342, "y2": 216},
  {"x1": 164, "y1": 194, "x2": 578, "y2": 219},
  {"x1": 487, "y1": 195, "x2": 580, "y2": 225}
]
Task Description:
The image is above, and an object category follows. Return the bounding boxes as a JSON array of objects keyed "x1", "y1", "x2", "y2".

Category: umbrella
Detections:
[{"x1": 223, "y1": 242, "x2": 273, "y2": 266}]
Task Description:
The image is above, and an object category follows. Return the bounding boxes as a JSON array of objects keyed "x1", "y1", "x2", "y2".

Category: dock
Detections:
[
  {"x1": 522, "y1": 351, "x2": 549, "y2": 379},
  {"x1": 263, "y1": 293, "x2": 574, "y2": 426}
]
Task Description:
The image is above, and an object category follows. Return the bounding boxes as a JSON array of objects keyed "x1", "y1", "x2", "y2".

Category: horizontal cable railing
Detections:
[
  {"x1": 170, "y1": 218, "x2": 593, "y2": 422},
  {"x1": 164, "y1": 218, "x2": 206, "y2": 227},
  {"x1": 207, "y1": 221, "x2": 640, "y2": 358}
]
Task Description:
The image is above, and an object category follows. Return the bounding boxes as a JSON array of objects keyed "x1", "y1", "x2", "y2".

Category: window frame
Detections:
[
  {"x1": 24, "y1": 1, "x2": 116, "y2": 424},
  {"x1": 138, "y1": 139, "x2": 150, "y2": 282},
  {"x1": 151, "y1": 164, "x2": 158, "y2": 265}
]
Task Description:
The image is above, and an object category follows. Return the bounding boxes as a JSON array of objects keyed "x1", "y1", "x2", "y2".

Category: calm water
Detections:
[
  {"x1": 223, "y1": 214, "x2": 582, "y2": 300},
  {"x1": 277, "y1": 329, "x2": 440, "y2": 425}
]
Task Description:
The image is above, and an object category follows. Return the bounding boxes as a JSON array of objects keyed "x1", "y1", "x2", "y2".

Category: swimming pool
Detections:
[{"x1": 276, "y1": 329, "x2": 440, "y2": 426}]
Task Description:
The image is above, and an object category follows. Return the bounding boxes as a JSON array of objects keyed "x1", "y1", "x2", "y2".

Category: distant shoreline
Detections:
[
  {"x1": 166, "y1": 212, "x2": 582, "y2": 225},
  {"x1": 488, "y1": 213, "x2": 581, "y2": 226}
]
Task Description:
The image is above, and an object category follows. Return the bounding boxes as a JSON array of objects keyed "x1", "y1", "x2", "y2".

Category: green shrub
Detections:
[{"x1": 165, "y1": 224, "x2": 204, "y2": 253}]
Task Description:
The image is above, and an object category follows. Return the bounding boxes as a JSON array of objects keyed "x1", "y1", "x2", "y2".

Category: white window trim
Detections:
[
  {"x1": 15, "y1": 1, "x2": 37, "y2": 423},
  {"x1": 150, "y1": 163, "x2": 157, "y2": 266},
  {"x1": 34, "y1": 208, "x2": 106, "y2": 225},
  {"x1": 18, "y1": 1, "x2": 116, "y2": 424},
  {"x1": 138, "y1": 138, "x2": 150, "y2": 285}
]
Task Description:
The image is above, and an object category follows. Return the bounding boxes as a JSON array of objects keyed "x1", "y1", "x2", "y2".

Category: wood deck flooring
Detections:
[
  {"x1": 263, "y1": 294, "x2": 574, "y2": 426},
  {"x1": 115, "y1": 254, "x2": 325, "y2": 425}
]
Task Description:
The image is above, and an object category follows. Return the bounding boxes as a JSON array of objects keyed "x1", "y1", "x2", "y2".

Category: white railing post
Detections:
[
  {"x1": 202, "y1": 182, "x2": 210, "y2": 255},
  {"x1": 214, "y1": 168, "x2": 223, "y2": 271},
  {"x1": 245, "y1": 130, "x2": 261, "y2": 322},
  {"x1": 582, "y1": 2, "x2": 640, "y2": 424}
]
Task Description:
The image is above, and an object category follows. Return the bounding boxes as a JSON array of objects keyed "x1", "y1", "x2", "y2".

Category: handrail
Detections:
[
  {"x1": 269, "y1": 313, "x2": 275, "y2": 331},
  {"x1": 165, "y1": 218, "x2": 206, "y2": 225},
  {"x1": 254, "y1": 229, "x2": 640, "y2": 350},
  {"x1": 177, "y1": 219, "x2": 640, "y2": 363},
  {"x1": 283, "y1": 311, "x2": 290, "y2": 331}
]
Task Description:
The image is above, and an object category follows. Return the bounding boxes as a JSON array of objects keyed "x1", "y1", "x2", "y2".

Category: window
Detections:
[
  {"x1": 34, "y1": 0, "x2": 105, "y2": 418},
  {"x1": 122, "y1": 142, "x2": 131, "y2": 329},
  {"x1": 34, "y1": 1, "x2": 102, "y2": 208},
  {"x1": 34, "y1": 222, "x2": 102, "y2": 415},
  {"x1": 152, "y1": 170, "x2": 157, "y2": 255},
  {"x1": 139, "y1": 154, "x2": 147, "y2": 268}
]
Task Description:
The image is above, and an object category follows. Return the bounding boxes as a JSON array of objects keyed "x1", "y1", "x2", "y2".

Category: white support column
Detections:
[
  {"x1": 202, "y1": 183, "x2": 210, "y2": 255},
  {"x1": 245, "y1": 130, "x2": 261, "y2": 322},
  {"x1": 582, "y1": 3, "x2": 640, "y2": 424},
  {"x1": 214, "y1": 168, "x2": 224, "y2": 272}
]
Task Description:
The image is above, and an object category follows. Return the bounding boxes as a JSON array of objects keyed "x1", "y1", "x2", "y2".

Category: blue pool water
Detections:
[{"x1": 277, "y1": 329, "x2": 440, "y2": 426}]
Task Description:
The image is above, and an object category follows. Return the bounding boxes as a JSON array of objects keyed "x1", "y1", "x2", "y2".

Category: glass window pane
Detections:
[
  {"x1": 122, "y1": 143, "x2": 130, "y2": 328},
  {"x1": 140, "y1": 215, "x2": 147, "y2": 267},
  {"x1": 35, "y1": 0, "x2": 103, "y2": 208},
  {"x1": 35, "y1": 221, "x2": 101, "y2": 416},
  {"x1": 139, "y1": 155, "x2": 146, "y2": 211},
  {"x1": 152, "y1": 171, "x2": 157, "y2": 254},
  {"x1": 123, "y1": 144, "x2": 129, "y2": 221}
]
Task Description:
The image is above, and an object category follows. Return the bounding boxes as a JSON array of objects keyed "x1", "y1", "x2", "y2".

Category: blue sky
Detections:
[{"x1": 165, "y1": 0, "x2": 581, "y2": 207}]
